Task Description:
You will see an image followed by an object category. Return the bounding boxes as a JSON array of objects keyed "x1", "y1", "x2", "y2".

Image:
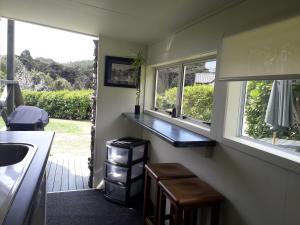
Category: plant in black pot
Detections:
[{"x1": 132, "y1": 51, "x2": 145, "y2": 115}]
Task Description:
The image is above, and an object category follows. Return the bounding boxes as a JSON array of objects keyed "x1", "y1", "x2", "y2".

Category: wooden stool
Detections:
[
  {"x1": 143, "y1": 163, "x2": 196, "y2": 225},
  {"x1": 158, "y1": 177, "x2": 224, "y2": 225}
]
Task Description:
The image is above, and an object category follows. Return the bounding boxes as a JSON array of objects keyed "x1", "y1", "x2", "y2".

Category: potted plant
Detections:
[{"x1": 132, "y1": 50, "x2": 145, "y2": 115}]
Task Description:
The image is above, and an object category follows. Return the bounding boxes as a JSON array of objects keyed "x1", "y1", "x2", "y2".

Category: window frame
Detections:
[
  {"x1": 237, "y1": 81, "x2": 248, "y2": 137},
  {"x1": 222, "y1": 80, "x2": 300, "y2": 174},
  {"x1": 153, "y1": 56, "x2": 217, "y2": 126}
]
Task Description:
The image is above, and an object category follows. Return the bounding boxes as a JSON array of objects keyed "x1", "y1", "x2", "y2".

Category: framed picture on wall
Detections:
[{"x1": 104, "y1": 56, "x2": 140, "y2": 88}]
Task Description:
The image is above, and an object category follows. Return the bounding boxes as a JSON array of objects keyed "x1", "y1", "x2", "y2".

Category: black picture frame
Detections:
[{"x1": 104, "y1": 56, "x2": 140, "y2": 88}]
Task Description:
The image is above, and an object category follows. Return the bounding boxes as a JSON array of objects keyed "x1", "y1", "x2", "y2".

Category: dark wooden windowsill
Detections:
[{"x1": 122, "y1": 113, "x2": 216, "y2": 148}]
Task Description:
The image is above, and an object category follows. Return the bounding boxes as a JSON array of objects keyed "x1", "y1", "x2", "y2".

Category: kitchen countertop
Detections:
[
  {"x1": 0, "y1": 143, "x2": 36, "y2": 225},
  {"x1": 0, "y1": 131, "x2": 54, "y2": 225}
]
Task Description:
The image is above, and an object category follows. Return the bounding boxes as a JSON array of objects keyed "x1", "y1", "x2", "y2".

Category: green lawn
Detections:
[
  {"x1": 0, "y1": 118, "x2": 5, "y2": 130},
  {"x1": 45, "y1": 119, "x2": 91, "y2": 156},
  {"x1": 0, "y1": 117, "x2": 90, "y2": 156}
]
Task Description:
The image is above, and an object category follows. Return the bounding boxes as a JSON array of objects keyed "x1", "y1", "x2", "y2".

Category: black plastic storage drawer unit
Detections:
[
  {"x1": 105, "y1": 161, "x2": 144, "y2": 184},
  {"x1": 104, "y1": 178, "x2": 143, "y2": 203},
  {"x1": 104, "y1": 137, "x2": 149, "y2": 204},
  {"x1": 106, "y1": 137, "x2": 148, "y2": 165}
]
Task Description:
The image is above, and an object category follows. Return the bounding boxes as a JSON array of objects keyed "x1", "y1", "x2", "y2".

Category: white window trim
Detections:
[{"x1": 222, "y1": 136, "x2": 300, "y2": 174}]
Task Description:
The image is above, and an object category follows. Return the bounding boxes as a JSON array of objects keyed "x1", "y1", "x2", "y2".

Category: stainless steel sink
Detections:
[
  {"x1": 0, "y1": 144, "x2": 31, "y2": 167},
  {"x1": 0, "y1": 143, "x2": 37, "y2": 225}
]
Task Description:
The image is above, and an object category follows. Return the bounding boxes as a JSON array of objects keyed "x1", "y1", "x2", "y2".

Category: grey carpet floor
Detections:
[{"x1": 47, "y1": 190, "x2": 142, "y2": 225}]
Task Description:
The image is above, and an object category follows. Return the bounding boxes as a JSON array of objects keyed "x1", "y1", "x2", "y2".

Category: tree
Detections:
[
  {"x1": 2, "y1": 50, "x2": 94, "y2": 90},
  {"x1": 0, "y1": 71, "x2": 5, "y2": 80},
  {"x1": 19, "y1": 50, "x2": 34, "y2": 71},
  {"x1": 244, "y1": 81, "x2": 273, "y2": 138},
  {"x1": 63, "y1": 60, "x2": 93, "y2": 89},
  {"x1": 44, "y1": 62, "x2": 63, "y2": 80},
  {"x1": 53, "y1": 78, "x2": 72, "y2": 90},
  {"x1": 31, "y1": 71, "x2": 54, "y2": 91},
  {"x1": 0, "y1": 56, "x2": 7, "y2": 76},
  {"x1": 61, "y1": 66, "x2": 78, "y2": 84}
]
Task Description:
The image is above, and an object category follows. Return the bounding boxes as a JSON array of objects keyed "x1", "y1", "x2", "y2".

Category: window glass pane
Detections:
[
  {"x1": 0, "y1": 19, "x2": 7, "y2": 129},
  {"x1": 155, "y1": 66, "x2": 180, "y2": 112},
  {"x1": 243, "y1": 80, "x2": 300, "y2": 152},
  {"x1": 181, "y1": 60, "x2": 216, "y2": 123},
  {"x1": 0, "y1": 18, "x2": 7, "y2": 80}
]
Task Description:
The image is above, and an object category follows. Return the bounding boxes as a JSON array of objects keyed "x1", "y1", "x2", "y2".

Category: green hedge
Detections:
[
  {"x1": 22, "y1": 90, "x2": 93, "y2": 120},
  {"x1": 156, "y1": 84, "x2": 214, "y2": 122},
  {"x1": 182, "y1": 85, "x2": 213, "y2": 122}
]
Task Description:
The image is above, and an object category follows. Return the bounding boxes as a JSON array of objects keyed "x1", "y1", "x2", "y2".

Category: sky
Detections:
[
  {"x1": 0, "y1": 18, "x2": 97, "y2": 63},
  {"x1": 205, "y1": 61, "x2": 216, "y2": 72}
]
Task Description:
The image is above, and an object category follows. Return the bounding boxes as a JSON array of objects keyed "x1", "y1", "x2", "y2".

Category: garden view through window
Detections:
[
  {"x1": 154, "y1": 59, "x2": 216, "y2": 124},
  {"x1": 182, "y1": 61, "x2": 215, "y2": 122},
  {"x1": 155, "y1": 66, "x2": 180, "y2": 112},
  {"x1": 242, "y1": 80, "x2": 300, "y2": 152}
]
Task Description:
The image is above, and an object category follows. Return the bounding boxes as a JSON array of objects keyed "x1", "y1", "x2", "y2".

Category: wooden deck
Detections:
[
  {"x1": 46, "y1": 154, "x2": 90, "y2": 192},
  {"x1": 260, "y1": 138, "x2": 300, "y2": 151}
]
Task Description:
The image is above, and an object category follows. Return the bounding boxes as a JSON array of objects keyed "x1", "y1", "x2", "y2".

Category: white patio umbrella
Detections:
[{"x1": 265, "y1": 80, "x2": 293, "y2": 144}]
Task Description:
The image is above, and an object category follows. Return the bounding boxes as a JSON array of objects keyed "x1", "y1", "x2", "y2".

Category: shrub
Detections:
[
  {"x1": 182, "y1": 85, "x2": 214, "y2": 122},
  {"x1": 244, "y1": 81, "x2": 300, "y2": 140},
  {"x1": 156, "y1": 84, "x2": 214, "y2": 122},
  {"x1": 31, "y1": 71, "x2": 54, "y2": 91},
  {"x1": 22, "y1": 90, "x2": 44, "y2": 106},
  {"x1": 53, "y1": 78, "x2": 72, "y2": 90},
  {"x1": 244, "y1": 81, "x2": 273, "y2": 138},
  {"x1": 22, "y1": 90, "x2": 93, "y2": 120},
  {"x1": 156, "y1": 87, "x2": 177, "y2": 110}
]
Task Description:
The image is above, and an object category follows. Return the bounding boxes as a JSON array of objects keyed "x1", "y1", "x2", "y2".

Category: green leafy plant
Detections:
[
  {"x1": 53, "y1": 78, "x2": 72, "y2": 90},
  {"x1": 244, "y1": 81, "x2": 300, "y2": 140},
  {"x1": 244, "y1": 81, "x2": 273, "y2": 138},
  {"x1": 182, "y1": 85, "x2": 214, "y2": 122},
  {"x1": 132, "y1": 50, "x2": 145, "y2": 105},
  {"x1": 22, "y1": 90, "x2": 93, "y2": 120},
  {"x1": 156, "y1": 84, "x2": 214, "y2": 122}
]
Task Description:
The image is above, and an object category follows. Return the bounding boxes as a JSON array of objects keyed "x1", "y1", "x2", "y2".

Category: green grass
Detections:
[
  {"x1": 46, "y1": 119, "x2": 90, "y2": 133},
  {"x1": 0, "y1": 118, "x2": 5, "y2": 130},
  {"x1": 0, "y1": 117, "x2": 90, "y2": 156},
  {"x1": 45, "y1": 118, "x2": 91, "y2": 156}
]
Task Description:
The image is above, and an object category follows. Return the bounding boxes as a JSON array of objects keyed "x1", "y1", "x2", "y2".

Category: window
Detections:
[
  {"x1": 155, "y1": 66, "x2": 180, "y2": 112},
  {"x1": 182, "y1": 61, "x2": 215, "y2": 123},
  {"x1": 154, "y1": 58, "x2": 216, "y2": 125},
  {"x1": 0, "y1": 18, "x2": 7, "y2": 80},
  {"x1": 241, "y1": 80, "x2": 300, "y2": 152}
]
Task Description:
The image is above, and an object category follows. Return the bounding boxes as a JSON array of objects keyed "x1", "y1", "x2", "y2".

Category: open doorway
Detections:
[{"x1": 0, "y1": 18, "x2": 98, "y2": 192}]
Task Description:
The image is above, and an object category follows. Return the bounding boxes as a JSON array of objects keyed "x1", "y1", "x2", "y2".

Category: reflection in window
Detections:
[{"x1": 155, "y1": 66, "x2": 180, "y2": 112}]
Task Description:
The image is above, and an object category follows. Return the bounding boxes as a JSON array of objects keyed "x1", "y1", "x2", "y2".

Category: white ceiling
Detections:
[{"x1": 0, "y1": 0, "x2": 241, "y2": 43}]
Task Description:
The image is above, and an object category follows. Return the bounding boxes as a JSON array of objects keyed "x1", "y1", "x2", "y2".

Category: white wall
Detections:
[
  {"x1": 143, "y1": 132, "x2": 300, "y2": 225},
  {"x1": 143, "y1": 0, "x2": 300, "y2": 225},
  {"x1": 93, "y1": 36, "x2": 146, "y2": 187},
  {"x1": 147, "y1": 0, "x2": 300, "y2": 65},
  {"x1": 144, "y1": 133, "x2": 300, "y2": 225}
]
